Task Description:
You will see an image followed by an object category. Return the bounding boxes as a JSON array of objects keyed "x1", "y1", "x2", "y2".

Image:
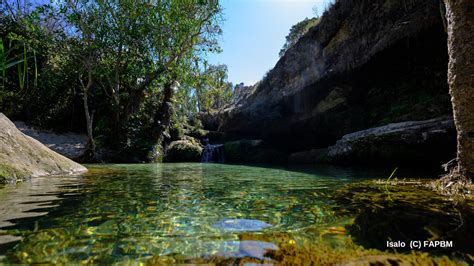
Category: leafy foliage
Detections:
[
  {"x1": 279, "y1": 17, "x2": 319, "y2": 57},
  {"x1": 0, "y1": 0, "x2": 233, "y2": 161},
  {"x1": 178, "y1": 62, "x2": 233, "y2": 115}
]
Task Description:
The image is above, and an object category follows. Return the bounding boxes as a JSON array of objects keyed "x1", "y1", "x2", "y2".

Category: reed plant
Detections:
[{"x1": 0, "y1": 38, "x2": 36, "y2": 90}]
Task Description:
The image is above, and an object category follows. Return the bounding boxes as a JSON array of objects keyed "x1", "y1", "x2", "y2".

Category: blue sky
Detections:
[{"x1": 207, "y1": 0, "x2": 327, "y2": 86}]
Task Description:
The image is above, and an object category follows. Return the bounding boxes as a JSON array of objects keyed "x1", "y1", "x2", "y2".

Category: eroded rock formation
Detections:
[
  {"x1": 326, "y1": 116, "x2": 456, "y2": 165},
  {"x1": 212, "y1": 0, "x2": 454, "y2": 165}
]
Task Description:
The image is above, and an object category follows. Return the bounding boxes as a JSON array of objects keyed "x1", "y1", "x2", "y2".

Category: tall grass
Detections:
[
  {"x1": 384, "y1": 167, "x2": 398, "y2": 201},
  {"x1": 18, "y1": 44, "x2": 27, "y2": 90},
  {"x1": 0, "y1": 38, "x2": 37, "y2": 90},
  {"x1": 0, "y1": 39, "x2": 5, "y2": 87}
]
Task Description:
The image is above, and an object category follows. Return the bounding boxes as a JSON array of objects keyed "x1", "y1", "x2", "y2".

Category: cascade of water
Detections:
[{"x1": 201, "y1": 144, "x2": 225, "y2": 163}]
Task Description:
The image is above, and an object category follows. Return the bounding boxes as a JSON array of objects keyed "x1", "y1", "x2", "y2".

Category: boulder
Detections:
[
  {"x1": 0, "y1": 113, "x2": 87, "y2": 183},
  {"x1": 326, "y1": 116, "x2": 456, "y2": 165},
  {"x1": 165, "y1": 138, "x2": 203, "y2": 162}
]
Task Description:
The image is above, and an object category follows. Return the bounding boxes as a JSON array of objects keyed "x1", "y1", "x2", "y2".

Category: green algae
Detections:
[
  {"x1": 331, "y1": 180, "x2": 474, "y2": 260},
  {"x1": 0, "y1": 163, "x2": 29, "y2": 183},
  {"x1": 145, "y1": 232, "x2": 465, "y2": 265}
]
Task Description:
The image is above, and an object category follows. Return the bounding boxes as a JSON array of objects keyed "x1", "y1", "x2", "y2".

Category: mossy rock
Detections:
[
  {"x1": 0, "y1": 163, "x2": 29, "y2": 183},
  {"x1": 169, "y1": 124, "x2": 185, "y2": 141},
  {"x1": 289, "y1": 148, "x2": 329, "y2": 164},
  {"x1": 165, "y1": 138, "x2": 203, "y2": 162},
  {"x1": 206, "y1": 131, "x2": 241, "y2": 144}
]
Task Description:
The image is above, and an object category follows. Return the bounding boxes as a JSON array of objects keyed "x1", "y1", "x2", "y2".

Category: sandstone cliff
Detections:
[
  {"x1": 0, "y1": 113, "x2": 87, "y2": 183},
  {"x1": 212, "y1": 0, "x2": 454, "y2": 165}
]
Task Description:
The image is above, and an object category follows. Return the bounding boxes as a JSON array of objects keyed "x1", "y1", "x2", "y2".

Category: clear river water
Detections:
[{"x1": 0, "y1": 163, "x2": 472, "y2": 264}]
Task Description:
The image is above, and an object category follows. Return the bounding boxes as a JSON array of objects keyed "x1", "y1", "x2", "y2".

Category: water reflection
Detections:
[
  {"x1": 0, "y1": 163, "x2": 470, "y2": 264},
  {"x1": 213, "y1": 219, "x2": 273, "y2": 232},
  {"x1": 0, "y1": 176, "x2": 84, "y2": 245},
  {"x1": 205, "y1": 240, "x2": 278, "y2": 260}
]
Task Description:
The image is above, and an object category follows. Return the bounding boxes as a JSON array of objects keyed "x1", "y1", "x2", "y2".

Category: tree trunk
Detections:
[
  {"x1": 444, "y1": 0, "x2": 474, "y2": 179},
  {"x1": 83, "y1": 87, "x2": 95, "y2": 151},
  {"x1": 80, "y1": 72, "x2": 96, "y2": 160},
  {"x1": 152, "y1": 80, "x2": 175, "y2": 142}
]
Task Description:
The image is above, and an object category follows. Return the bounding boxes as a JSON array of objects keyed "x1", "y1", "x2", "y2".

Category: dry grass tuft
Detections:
[{"x1": 428, "y1": 166, "x2": 473, "y2": 202}]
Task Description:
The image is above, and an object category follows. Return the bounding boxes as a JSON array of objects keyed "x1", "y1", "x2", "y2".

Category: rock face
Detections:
[
  {"x1": 0, "y1": 113, "x2": 87, "y2": 183},
  {"x1": 288, "y1": 149, "x2": 328, "y2": 164},
  {"x1": 224, "y1": 140, "x2": 286, "y2": 164},
  {"x1": 326, "y1": 117, "x2": 456, "y2": 166},
  {"x1": 214, "y1": 0, "x2": 453, "y2": 161}
]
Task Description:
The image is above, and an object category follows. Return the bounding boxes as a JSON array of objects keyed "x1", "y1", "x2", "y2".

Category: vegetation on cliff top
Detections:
[{"x1": 279, "y1": 17, "x2": 319, "y2": 57}]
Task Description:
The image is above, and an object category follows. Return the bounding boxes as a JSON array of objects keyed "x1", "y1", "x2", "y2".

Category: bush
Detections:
[{"x1": 165, "y1": 138, "x2": 203, "y2": 162}]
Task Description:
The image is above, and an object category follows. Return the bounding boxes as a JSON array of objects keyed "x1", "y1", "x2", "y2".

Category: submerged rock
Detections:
[
  {"x1": 203, "y1": 240, "x2": 278, "y2": 260},
  {"x1": 331, "y1": 181, "x2": 474, "y2": 256},
  {"x1": 0, "y1": 113, "x2": 87, "y2": 183},
  {"x1": 164, "y1": 138, "x2": 203, "y2": 162},
  {"x1": 212, "y1": 219, "x2": 273, "y2": 232},
  {"x1": 146, "y1": 230, "x2": 466, "y2": 265}
]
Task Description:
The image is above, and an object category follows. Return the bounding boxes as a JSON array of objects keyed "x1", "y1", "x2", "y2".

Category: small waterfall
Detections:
[{"x1": 202, "y1": 144, "x2": 225, "y2": 163}]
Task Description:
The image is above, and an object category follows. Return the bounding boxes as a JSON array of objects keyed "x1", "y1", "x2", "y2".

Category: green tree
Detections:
[
  {"x1": 195, "y1": 63, "x2": 233, "y2": 112},
  {"x1": 1, "y1": 0, "x2": 225, "y2": 161},
  {"x1": 174, "y1": 61, "x2": 233, "y2": 117},
  {"x1": 63, "y1": 0, "x2": 223, "y2": 153},
  {"x1": 279, "y1": 17, "x2": 318, "y2": 57},
  {"x1": 0, "y1": 1, "x2": 60, "y2": 118}
]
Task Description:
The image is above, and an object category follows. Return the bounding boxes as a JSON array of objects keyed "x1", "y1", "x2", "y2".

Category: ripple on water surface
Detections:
[{"x1": 0, "y1": 163, "x2": 471, "y2": 264}]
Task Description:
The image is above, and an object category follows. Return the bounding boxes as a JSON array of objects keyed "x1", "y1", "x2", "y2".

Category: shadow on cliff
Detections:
[{"x1": 212, "y1": 0, "x2": 454, "y2": 168}]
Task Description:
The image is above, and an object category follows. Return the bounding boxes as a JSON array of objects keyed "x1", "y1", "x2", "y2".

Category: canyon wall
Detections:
[{"x1": 212, "y1": 0, "x2": 455, "y2": 166}]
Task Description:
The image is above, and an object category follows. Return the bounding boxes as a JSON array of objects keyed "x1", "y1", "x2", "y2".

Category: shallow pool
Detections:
[{"x1": 0, "y1": 163, "x2": 471, "y2": 264}]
